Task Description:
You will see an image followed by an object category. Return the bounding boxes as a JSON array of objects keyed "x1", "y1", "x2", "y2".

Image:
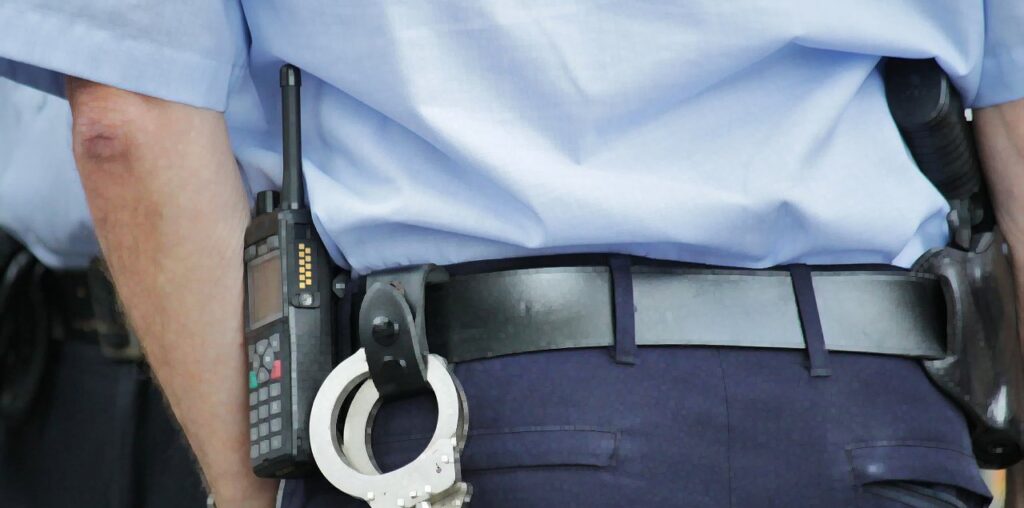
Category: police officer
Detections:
[
  {"x1": 2, "y1": 2, "x2": 1022, "y2": 507},
  {"x1": 0, "y1": 77, "x2": 207, "y2": 507}
]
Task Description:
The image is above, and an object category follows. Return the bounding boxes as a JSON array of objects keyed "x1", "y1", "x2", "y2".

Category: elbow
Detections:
[{"x1": 66, "y1": 77, "x2": 150, "y2": 166}]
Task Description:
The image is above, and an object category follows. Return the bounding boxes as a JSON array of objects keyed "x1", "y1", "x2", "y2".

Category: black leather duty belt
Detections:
[{"x1": 420, "y1": 263, "x2": 946, "y2": 364}]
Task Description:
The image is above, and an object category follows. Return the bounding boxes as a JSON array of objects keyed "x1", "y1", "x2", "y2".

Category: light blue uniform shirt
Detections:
[
  {"x1": 0, "y1": 77, "x2": 98, "y2": 269},
  {"x1": 2, "y1": 2, "x2": 1023, "y2": 274}
]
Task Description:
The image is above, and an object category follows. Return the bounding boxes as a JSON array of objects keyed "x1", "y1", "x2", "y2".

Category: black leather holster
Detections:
[{"x1": 915, "y1": 227, "x2": 1024, "y2": 469}]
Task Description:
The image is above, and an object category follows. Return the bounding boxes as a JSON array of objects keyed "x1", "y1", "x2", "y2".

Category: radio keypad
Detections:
[{"x1": 248, "y1": 332, "x2": 285, "y2": 461}]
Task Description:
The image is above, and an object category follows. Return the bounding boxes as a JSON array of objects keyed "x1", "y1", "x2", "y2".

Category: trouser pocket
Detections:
[
  {"x1": 847, "y1": 441, "x2": 992, "y2": 508},
  {"x1": 863, "y1": 481, "x2": 984, "y2": 508}
]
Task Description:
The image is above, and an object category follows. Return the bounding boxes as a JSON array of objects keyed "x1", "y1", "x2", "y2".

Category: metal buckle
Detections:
[{"x1": 309, "y1": 348, "x2": 471, "y2": 507}]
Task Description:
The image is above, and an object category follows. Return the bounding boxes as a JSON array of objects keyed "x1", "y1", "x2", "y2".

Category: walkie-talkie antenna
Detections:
[{"x1": 280, "y1": 64, "x2": 304, "y2": 210}]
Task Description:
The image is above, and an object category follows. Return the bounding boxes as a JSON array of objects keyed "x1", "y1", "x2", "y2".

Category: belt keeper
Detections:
[
  {"x1": 788, "y1": 264, "x2": 831, "y2": 377},
  {"x1": 609, "y1": 255, "x2": 636, "y2": 365}
]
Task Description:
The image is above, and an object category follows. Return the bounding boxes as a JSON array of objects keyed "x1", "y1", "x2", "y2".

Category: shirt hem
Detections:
[
  {"x1": 972, "y1": 46, "x2": 1024, "y2": 108},
  {"x1": 0, "y1": 3, "x2": 246, "y2": 111}
]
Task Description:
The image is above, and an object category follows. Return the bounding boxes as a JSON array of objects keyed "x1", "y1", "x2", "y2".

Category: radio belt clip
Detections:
[{"x1": 310, "y1": 265, "x2": 473, "y2": 508}]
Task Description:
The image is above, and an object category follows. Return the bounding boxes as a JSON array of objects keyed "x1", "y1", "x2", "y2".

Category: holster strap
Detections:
[{"x1": 425, "y1": 266, "x2": 946, "y2": 363}]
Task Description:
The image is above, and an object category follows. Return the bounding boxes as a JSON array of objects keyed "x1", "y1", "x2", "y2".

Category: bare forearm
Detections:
[
  {"x1": 66, "y1": 79, "x2": 276, "y2": 507},
  {"x1": 975, "y1": 100, "x2": 1024, "y2": 325}
]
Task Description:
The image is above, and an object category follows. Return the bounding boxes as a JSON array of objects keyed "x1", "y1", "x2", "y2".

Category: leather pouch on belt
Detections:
[{"x1": 914, "y1": 226, "x2": 1024, "y2": 468}]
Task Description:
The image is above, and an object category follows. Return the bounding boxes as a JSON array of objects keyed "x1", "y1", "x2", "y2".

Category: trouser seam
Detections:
[{"x1": 716, "y1": 349, "x2": 734, "y2": 508}]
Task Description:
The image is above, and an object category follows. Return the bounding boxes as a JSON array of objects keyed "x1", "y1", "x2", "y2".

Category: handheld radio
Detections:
[{"x1": 243, "y1": 65, "x2": 335, "y2": 477}]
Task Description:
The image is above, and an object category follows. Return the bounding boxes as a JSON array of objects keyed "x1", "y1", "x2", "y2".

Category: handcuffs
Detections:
[{"x1": 309, "y1": 266, "x2": 473, "y2": 507}]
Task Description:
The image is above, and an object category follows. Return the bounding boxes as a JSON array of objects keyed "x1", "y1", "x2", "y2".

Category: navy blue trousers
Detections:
[
  {"x1": 0, "y1": 341, "x2": 206, "y2": 508},
  {"x1": 283, "y1": 347, "x2": 991, "y2": 507}
]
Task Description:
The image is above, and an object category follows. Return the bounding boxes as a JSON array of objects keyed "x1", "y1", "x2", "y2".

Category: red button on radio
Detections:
[{"x1": 271, "y1": 360, "x2": 282, "y2": 380}]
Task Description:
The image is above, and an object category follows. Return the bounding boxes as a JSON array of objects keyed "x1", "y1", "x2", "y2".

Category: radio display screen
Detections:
[{"x1": 247, "y1": 250, "x2": 284, "y2": 330}]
